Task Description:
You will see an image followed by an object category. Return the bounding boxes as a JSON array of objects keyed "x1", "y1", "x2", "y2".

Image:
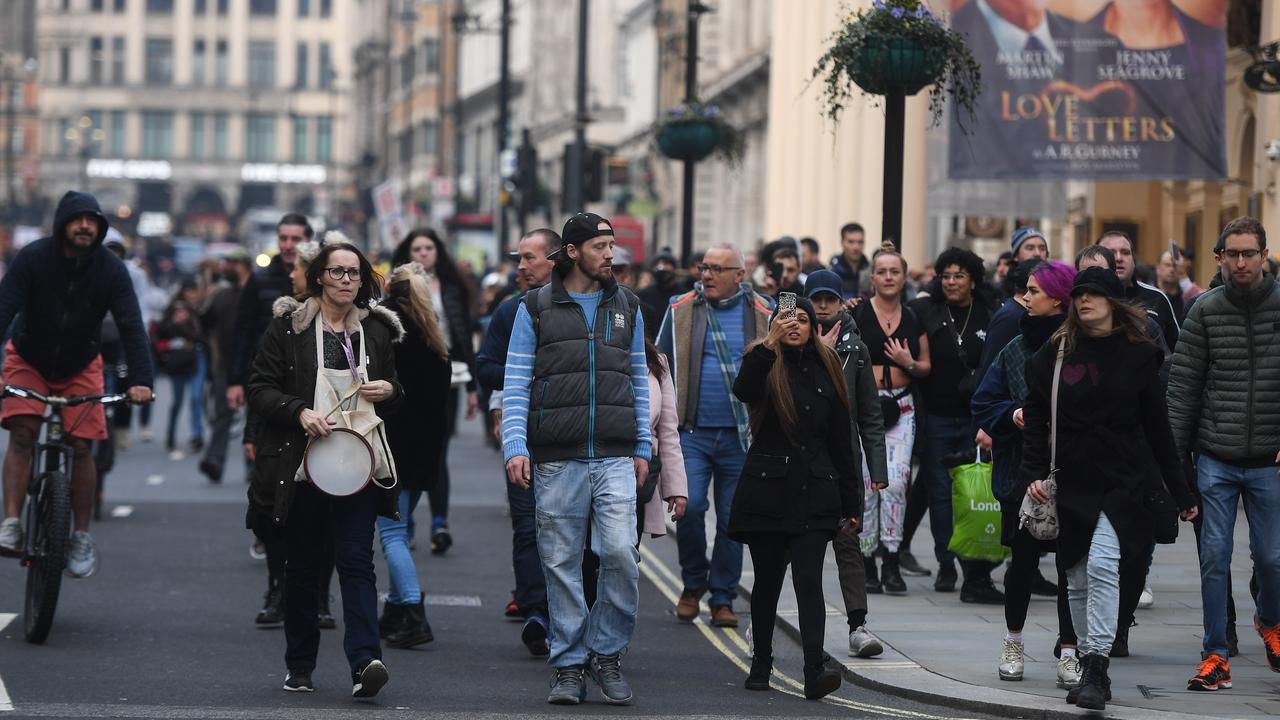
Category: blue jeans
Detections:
[
  {"x1": 166, "y1": 349, "x2": 206, "y2": 443},
  {"x1": 507, "y1": 471, "x2": 548, "y2": 618},
  {"x1": 535, "y1": 457, "x2": 638, "y2": 668},
  {"x1": 1197, "y1": 454, "x2": 1280, "y2": 659},
  {"x1": 675, "y1": 427, "x2": 745, "y2": 608},
  {"x1": 920, "y1": 414, "x2": 972, "y2": 571},
  {"x1": 1066, "y1": 513, "x2": 1121, "y2": 657},
  {"x1": 377, "y1": 489, "x2": 422, "y2": 604}
]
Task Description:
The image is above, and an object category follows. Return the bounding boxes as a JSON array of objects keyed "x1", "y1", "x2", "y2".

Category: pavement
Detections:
[
  {"x1": 714, "y1": 504, "x2": 1275, "y2": 719},
  {"x1": 0, "y1": 393, "x2": 1001, "y2": 720}
]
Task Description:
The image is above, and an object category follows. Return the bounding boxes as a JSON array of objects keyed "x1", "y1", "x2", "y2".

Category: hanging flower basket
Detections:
[
  {"x1": 812, "y1": 0, "x2": 982, "y2": 130},
  {"x1": 652, "y1": 100, "x2": 746, "y2": 167}
]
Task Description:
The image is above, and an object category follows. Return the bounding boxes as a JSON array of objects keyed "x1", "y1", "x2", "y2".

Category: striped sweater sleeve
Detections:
[
  {"x1": 501, "y1": 303, "x2": 537, "y2": 463},
  {"x1": 631, "y1": 312, "x2": 652, "y2": 461}
]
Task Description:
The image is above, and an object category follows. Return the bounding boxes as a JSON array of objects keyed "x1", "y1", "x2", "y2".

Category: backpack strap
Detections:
[{"x1": 523, "y1": 284, "x2": 554, "y2": 340}]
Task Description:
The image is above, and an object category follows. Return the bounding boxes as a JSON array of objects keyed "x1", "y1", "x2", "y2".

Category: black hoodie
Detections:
[{"x1": 0, "y1": 191, "x2": 153, "y2": 385}]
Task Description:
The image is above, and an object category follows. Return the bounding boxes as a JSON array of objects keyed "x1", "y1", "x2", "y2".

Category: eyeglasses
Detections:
[
  {"x1": 697, "y1": 264, "x2": 741, "y2": 275},
  {"x1": 324, "y1": 267, "x2": 362, "y2": 281},
  {"x1": 1220, "y1": 249, "x2": 1262, "y2": 261},
  {"x1": 940, "y1": 272, "x2": 970, "y2": 282}
]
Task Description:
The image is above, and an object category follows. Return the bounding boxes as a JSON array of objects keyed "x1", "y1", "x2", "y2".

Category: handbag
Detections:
[
  {"x1": 637, "y1": 452, "x2": 662, "y2": 504},
  {"x1": 1019, "y1": 340, "x2": 1064, "y2": 541},
  {"x1": 1144, "y1": 487, "x2": 1180, "y2": 544},
  {"x1": 947, "y1": 448, "x2": 1011, "y2": 562}
]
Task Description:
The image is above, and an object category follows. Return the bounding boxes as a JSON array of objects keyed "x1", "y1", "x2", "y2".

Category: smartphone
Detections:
[
  {"x1": 778, "y1": 291, "x2": 797, "y2": 320},
  {"x1": 1169, "y1": 240, "x2": 1182, "y2": 265}
]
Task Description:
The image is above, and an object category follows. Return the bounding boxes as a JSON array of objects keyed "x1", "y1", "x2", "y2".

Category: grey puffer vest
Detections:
[{"x1": 525, "y1": 272, "x2": 639, "y2": 463}]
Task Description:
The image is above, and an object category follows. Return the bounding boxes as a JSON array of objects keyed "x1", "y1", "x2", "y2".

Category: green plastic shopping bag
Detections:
[{"x1": 947, "y1": 449, "x2": 1011, "y2": 563}]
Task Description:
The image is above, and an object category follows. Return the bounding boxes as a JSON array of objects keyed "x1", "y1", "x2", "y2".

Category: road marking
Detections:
[
  {"x1": 0, "y1": 612, "x2": 13, "y2": 711},
  {"x1": 110, "y1": 506, "x2": 134, "y2": 518},
  {"x1": 637, "y1": 545, "x2": 974, "y2": 720},
  {"x1": 423, "y1": 594, "x2": 481, "y2": 608},
  {"x1": 145, "y1": 475, "x2": 165, "y2": 486}
]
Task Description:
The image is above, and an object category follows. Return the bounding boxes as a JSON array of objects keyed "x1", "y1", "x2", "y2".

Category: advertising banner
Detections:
[{"x1": 948, "y1": 0, "x2": 1226, "y2": 180}]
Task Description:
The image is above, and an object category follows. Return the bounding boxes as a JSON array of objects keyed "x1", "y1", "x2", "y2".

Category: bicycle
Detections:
[{"x1": 3, "y1": 384, "x2": 134, "y2": 644}]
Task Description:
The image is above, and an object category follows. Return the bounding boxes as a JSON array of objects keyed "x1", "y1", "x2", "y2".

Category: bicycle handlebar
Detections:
[{"x1": 1, "y1": 385, "x2": 142, "y2": 407}]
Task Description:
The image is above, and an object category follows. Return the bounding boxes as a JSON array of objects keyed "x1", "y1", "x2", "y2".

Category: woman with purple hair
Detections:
[{"x1": 973, "y1": 260, "x2": 1078, "y2": 688}]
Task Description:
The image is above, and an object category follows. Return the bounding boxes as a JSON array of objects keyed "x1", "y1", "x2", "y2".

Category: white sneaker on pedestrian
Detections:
[
  {"x1": 998, "y1": 638, "x2": 1024, "y2": 681},
  {"x1": 139, "y1": 429, "x2": 154, "y2": 443},
  {"x1": 1056, "y1": 654, "x2": 1082, "y2": 688},
  {"x1": 250, "y1": 540, "x2": 267, "y2": 561},
  {"x1": 848, "y1": 626, "x2": 884, "y2": 658},
  {"x1": 745, "y1": 623, "x2": 754, "y2": 656},
  {"x1": 1138, "y1": 585, "x2": 1154, "y2": 609},
  {"x1": 0, "y1": 517, "x2": 24, "y2": 557},
  {"x1": 65, "y1": 531, "x2": 99, "y2": 578},
  {"x1": 168, "y1": 449, "x2": 185, "y2": 461}
]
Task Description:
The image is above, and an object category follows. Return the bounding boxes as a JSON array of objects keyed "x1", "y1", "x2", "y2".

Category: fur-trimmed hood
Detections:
[{"x1": 272, "y1": 296, "x2": 405, "y2": 342}]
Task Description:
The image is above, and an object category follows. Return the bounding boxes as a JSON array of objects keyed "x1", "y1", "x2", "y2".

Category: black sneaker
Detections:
[
  {"x1": 430, "y1": 520, "x2": 452, "y2": 555},
  {"x1": 522, "y1": 614, "x2": 550, "y2": 657},
  {"x1": 960, "y1": 579, "x2": 1005, "y2": 605},
  {"x1": 899, "y1": 551, "x2": 932, "y2": 577},
  {"x1": 352, "y1": 659, "x2": 389, "y2": 698},
  {"x1": 1110, "y1": 623, "x2": 1130, "y2": 658},
  {"x1": 587, "y1": 653, "x2": 633, "y2": 705},
  {"x1": 256, "y1": 586, "x2": 284, "y2": 626},
  {"x1": 283, "y1": 671, "x2": 314, "y2": 692},
  {"x1": 1029, "y1": 572, "x2": 1058, "y2": 597},
  {"x1": 934, "y1": 565, "x2": 958, "y2": 593},
  {"x1": 547, "y1": 665, "x2": 587, "y2": 705},
  {"x1": 198, "y1": 459, "x2": 222, "y2": 484}
]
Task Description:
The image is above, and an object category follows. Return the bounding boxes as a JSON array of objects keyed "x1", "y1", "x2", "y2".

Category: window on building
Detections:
[
  {"x1": 59, "y1": 47, "x2": 70, "y2": 84},
  {"x1": 319, "y1": 0, "x2": 330, "y2": 17},
  {"x1": 145, "y1": 38, "x2": 173, "y2": 85},
  {"x1": 250, "y1": 0, "x2": 277, "y2": 16},
  {"x1": 189, "y1": 112, "x2": 205, "y2": 159},
  {"x1": 114, "y1": 0, "x2": 126, "y2": 10},
  {"x1": 193, "y1": 39, "x2": 207, "y2": 86},
  {"x1": 213, "y1": 112, "x2": 228, "y2": 159},
  {"x1": 400, "y1": 47, "x2": 415, "y2": 90},
  {"x1": 246, "y1": 113, "x2": 275, "y2": 161},
  {"x1": 58, "y1": 118, "x2": 72, "y2": 157},
  {"x1": 297, "y1": 0, "x2": 309, "y2": 17},
  {"x1": 419, "y1": 119, "x2": 438, "y2": 156},
  {"x1": 86, "y1": 110, "x2": 104, "y2": 156},
  {"x1": 248, "y1": 41, "x2": 275, "y2": 88},
  {"x1": 90, "y1": 37, "x2": 104, "y2": 84},
  {"x1": 216, "y1": 0, "x2": 228, "y2": 14},
  {"x1": 423, "y1": 38, "x2": 439, "y2": 75},
  {"x1": 316, "y1": 115, "x2": 331, "y2": 162},
  {"x1": 111, "y1": 37, "x2": 125, "y2": 84},
  {"x1": 318, "y1": 42, "x2": 333, "y2": 89},
  {"x1": 215, "y1": 40, "x2": 228, "y2": 86},
  {"x1": 195, "y1": 0, "x2": 206, "y2": 13},
  {"x1": 91, "y1": 0, "x2": 105, "y2": 11},
  {"x1": 10, "y1": 124, "x2": 24, "y2": 156},
  {"x1": 292, "y1": 116, "x2": 307, "y2": 161},
  {"x1": 141, "y1": 111, "x2": 173, "y2": 158},
  {"x1": 398, "y1": 129, "x2": 412, "y2": 168},
  {"x1": 295, "y1": 43, "x2": 308, "y2": 88},
  {"x1": 146, "y1": 0, "x2": 174, "y2": 13},
  {"x1": 111, "y1": 110, "x2": 126, "y2": 154}
]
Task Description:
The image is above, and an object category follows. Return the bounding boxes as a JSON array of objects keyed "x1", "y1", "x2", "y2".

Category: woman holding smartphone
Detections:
[{"x1": 729, "y1": 296, "x2": 862, "y2": 700}]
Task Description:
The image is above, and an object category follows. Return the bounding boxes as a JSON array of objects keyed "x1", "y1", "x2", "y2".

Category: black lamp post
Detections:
[{"x1": 678, "y1": 2, "x2": 711, "y2": 267}]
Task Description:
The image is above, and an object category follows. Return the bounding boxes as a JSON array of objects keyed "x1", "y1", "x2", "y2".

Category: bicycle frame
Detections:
[{"x1": 22, "y1": 404, "x2": 75, "y2": 564}]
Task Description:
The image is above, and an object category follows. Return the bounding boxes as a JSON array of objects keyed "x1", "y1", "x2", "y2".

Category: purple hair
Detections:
[{"x1": 1030, "y1": 260, "x2": 1076, "y2": 306}]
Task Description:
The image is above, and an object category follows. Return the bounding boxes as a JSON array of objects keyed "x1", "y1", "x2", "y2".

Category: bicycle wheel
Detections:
[{"x1": 24, "y1": 472, "x2": 71, "y2": 644}]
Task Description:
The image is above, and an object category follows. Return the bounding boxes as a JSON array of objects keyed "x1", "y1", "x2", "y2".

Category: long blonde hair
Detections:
[{"x1": 387, "y1": 262, "x2": 449, "y2": 360}]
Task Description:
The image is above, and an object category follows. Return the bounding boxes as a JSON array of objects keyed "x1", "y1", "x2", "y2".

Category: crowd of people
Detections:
[{"x1": 0, "y1": 191, "x2": 1277, "y2": 711}]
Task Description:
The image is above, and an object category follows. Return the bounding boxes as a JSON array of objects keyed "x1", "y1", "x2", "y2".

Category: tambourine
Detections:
[{"x1": 304, "y1": 428, "x2": 375, "y2": 496}]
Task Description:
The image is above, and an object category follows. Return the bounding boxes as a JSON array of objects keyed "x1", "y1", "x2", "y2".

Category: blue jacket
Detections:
[
  {"x1": 475, "y1": 290, "x2": 525, "y2": 411},
  {"x1": 977, "y1": 298, "x2": 1026, "y2": 383}
]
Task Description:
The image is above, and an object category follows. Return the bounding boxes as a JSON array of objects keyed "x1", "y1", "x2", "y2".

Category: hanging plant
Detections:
[
  {"x1": 652, "y1": 100, "x2": 746, "y2": 167},
  {"x1": 812, "y1": 0, "x2": 982, "y2": 130}
]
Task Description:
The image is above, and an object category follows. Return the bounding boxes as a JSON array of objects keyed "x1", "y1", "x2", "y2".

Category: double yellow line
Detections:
[{"x1": 637, "y1": 544, "x2": 973, "y2": 719}]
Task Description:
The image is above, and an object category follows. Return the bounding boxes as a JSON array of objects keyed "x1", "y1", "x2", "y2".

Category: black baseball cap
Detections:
[
  {"x1": 1070, "y1": 266, "x2": 1124, "y2": 300},
  {"x1": 549, "y1": 212, "x2": 614, "y2": 258}
]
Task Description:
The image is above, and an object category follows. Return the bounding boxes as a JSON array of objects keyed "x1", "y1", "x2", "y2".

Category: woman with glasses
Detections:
[
  {"x1": 391, "y1": 228, "x2": 476, "y2": 555},
  {"x1": 248, "y1": 240, "x2": 405, "y2": 698}
]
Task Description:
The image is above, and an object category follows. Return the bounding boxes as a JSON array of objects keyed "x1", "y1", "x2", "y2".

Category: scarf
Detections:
[{"x1": 701, "y1": 282, "x2": 753, "y2": 452}]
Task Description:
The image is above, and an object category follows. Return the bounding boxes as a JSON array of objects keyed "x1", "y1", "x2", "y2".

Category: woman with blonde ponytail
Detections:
[{"x1": 374, "y1": 262, "x2": 452, "y2": 649}]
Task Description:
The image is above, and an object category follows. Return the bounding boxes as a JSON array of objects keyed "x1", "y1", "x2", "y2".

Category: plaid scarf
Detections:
[{"x1": 703, "y1": 285, "x2": 753, "y2": 452}]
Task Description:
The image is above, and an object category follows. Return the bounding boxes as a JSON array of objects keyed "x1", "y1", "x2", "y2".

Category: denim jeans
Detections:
[
  {"x1": 165, "y1": 349, "x2": 206, "y2": 445},
  {"x1": 920, "y1": 414, "x2": 973, "y2": 572},
  {"x1": 535, "y1": 457, "x2": 639, "y2": 668},
  {"x1": 1197, "y1": 453, "x2": 1280, "y2": 659},
  {"x1": 674, "y1": 427, "x2": 745, "y2": 608},
  {"x1": 1066, "y1": 513, "x2": 1121, "y2": 657},
  {"x1": 284, "y1": 482, "x2": 381, "y2": 673},
  {"x1": 377, "y1": 488, "x2": 422, "y2": 604},
  {"x1": 507, "y1": 471, "x2": 547, "y2": 618}
]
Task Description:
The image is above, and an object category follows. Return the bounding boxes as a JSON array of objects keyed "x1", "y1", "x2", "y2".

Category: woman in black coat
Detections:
[
  {"x1": 392, "y1": 228, "x2": 476, "y2": 554},
  {"x1": 248, "y1": 241, "x2": 404, "y2": 698},
  {"x1": 1020, "y1": 268, "x2": 1197, "y2": 711},
  {"x1": 729, "y1": 297, "x2": 862, "y2": 700},
  {"x1": 375, "y1": 262, "x2": 452, "y2": 649}
]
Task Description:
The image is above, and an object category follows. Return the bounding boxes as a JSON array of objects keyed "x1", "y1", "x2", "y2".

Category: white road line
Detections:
[
  {"x1": 110, "y1": 505, "x2": 134, "y2": 518},
  {"x1": 0, "y1": 612, "x2": 14, "y2": 711},
  {"x1": 423, "y1": 594, "x2": 481, "y2": 607},
  {"x1": 144, "y1": 475, "x2": 165, "y2": 486}
]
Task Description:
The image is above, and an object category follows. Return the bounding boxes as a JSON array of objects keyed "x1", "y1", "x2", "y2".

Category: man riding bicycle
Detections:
[{"x1": 0, "y1": 191, "x2": 154, "y2": 576}]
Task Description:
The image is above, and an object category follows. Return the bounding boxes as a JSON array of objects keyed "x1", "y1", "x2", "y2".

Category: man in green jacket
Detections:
[
  {"x1": 805, "y1": 270, "x2": 889, "y2": 658},
  {"x1": 1168, "y1": 216, "x2": 1280, "y2": 693}
]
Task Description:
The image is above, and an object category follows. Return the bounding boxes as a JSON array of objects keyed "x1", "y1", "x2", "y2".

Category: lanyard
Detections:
[{"x1": 323, "y1": 320, "x2": 362, "y2": 385}]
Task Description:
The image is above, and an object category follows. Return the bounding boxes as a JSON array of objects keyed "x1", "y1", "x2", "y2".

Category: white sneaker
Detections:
[
  {"x1": 0, "y1": 517, "x2": 23, "y2": 557},
  {"x1": 745, "y1": 623, "x2": 754, "y2": 656},
  {"x1": 998, "y1": 638, "x2": 1024, "y2": 681},
  {"x1": 849, "y1": 626, "x2": 884, "y2": 658},
  {"x1": 65, "y1": 531, "x2": 99, "y2": 578},
  {"x1": 1056, "y1": 654, "x2": 1082, "y2": 688},
  {"x1": 168, "y1": 449, "x2": 186, "y2": 461},
  {"x1": 1138, "y1": 585, "x2": 1154, "y2": 609},
  {"x1": 139, "y1": 429, "x2": 154, "y2": 443}
]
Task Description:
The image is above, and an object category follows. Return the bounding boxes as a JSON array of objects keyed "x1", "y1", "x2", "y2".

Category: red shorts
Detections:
[{"x1": 1, "y1": 341, "x2": 107, "y2": 440}]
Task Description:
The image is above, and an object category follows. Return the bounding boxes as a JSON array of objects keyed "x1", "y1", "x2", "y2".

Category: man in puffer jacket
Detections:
[{"x1": 1168, "y1": 216, "x2": 1280, "y2": 693}]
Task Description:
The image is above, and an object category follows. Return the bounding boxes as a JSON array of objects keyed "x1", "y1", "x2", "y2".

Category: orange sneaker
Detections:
[
  {"x1": 1259, "y1": 622, "x2": 1280, "y2": 672},
  {"x1": 1187, "y1": 654, "x2": 1232, "y2": 691}
]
